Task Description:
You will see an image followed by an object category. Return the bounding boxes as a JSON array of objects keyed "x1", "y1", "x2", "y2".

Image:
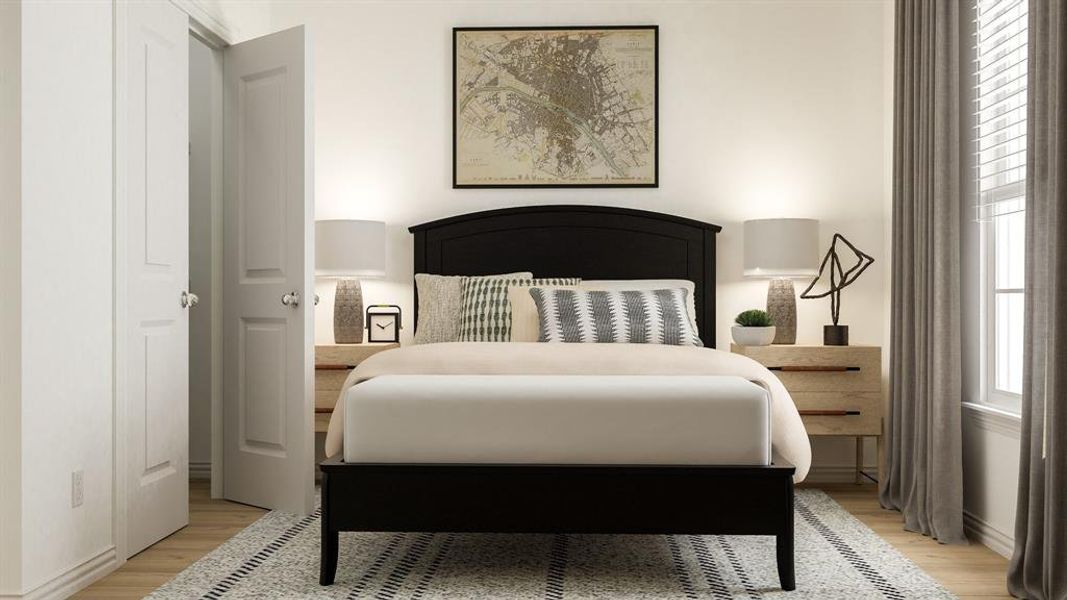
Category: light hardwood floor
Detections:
[
  {"x1": 810, "y1": 483, "x2": 1012, "y2": 600},
  {"x1": 77, "y1": 480, "x2": 1010, "y2": 599},
  {"x1": 74, "y1": 481, "x2": 266, "y2": 599}
]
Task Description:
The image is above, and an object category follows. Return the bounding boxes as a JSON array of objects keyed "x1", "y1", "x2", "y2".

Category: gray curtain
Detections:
[
  {"x1": 881, "y1": 0, "x2": 966, "y2": 544},
  {"x1": 1008, "y1": 2, "x2": 1067, "y2": 598}
]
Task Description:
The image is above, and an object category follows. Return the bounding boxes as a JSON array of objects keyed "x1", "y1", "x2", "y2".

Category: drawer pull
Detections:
[
  {"x1": 316, "y1": 364, "x2": 354, "y2": 370},
  {"x1": 769, "y1": 366, "x2": 860, "y2": 372},
  {"x1": 315, "y1": 407, "x2": 334, "y2": 414},
  {"x1": 799, "y1": 409, "x2": 861, "y2": 416}
]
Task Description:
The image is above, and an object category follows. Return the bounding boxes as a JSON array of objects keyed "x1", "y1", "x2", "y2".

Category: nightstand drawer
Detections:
[
  {"x1": 732, "y1": 343, "x2": 881, "y2": 391},
  {"x1": 316, "y1": 344, "x2": 396, "y2": 366},
  {"x1": 315, "y1": 411, "x2": 331, "y2": 434},
  {"x1": 792, "y1": 391, "x2": 882, "y2": 436},
  {"x1": 771, "y1": 368, "x2": 880, "y2": 393},
  {"x1": 316, "y1": 389, "x2": 342, "y2": 411},
  {"x1": 315, "y1": 368, "x2": 352, "y2": 391}
]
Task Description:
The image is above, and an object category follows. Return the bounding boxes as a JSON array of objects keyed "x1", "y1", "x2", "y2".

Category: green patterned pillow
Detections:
[
  {"x1": 459, "y1": 276, "x2": 581, "y2": 342},
  {"x1": 413, "y1": 272, "x2": 531, "y2": 344}
]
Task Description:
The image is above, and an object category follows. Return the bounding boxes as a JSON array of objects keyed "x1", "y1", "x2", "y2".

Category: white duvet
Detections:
[{"x1": 324, "y1": 342, "x2": 811, "y2": 481}]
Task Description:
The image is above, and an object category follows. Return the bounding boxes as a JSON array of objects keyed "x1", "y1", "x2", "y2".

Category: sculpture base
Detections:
[
  {"x1": 766, "y1": 279, "x2": 796, "y2": 344},
  {"x1": 823, "y1": 325, "x2": 849, "y2": 346},
  {"x1": 334, "y1": 279, "x2": 364, "y2": 344}
]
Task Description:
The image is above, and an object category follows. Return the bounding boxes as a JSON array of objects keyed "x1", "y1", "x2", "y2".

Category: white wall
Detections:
[
  {"x1": 962, "y1": 408, "x2": 1020, "y2": 557},
  {"x1": 5, "y1": 2, "x2": 115, "y2": 594},
  {"x1": 271, "y1": 0, "x2": 893, "y2": 477}
]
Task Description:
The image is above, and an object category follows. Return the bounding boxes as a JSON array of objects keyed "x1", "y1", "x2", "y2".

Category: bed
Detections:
[{"x1": 318, "y1": 205, "x2": 808, "y2": 591}]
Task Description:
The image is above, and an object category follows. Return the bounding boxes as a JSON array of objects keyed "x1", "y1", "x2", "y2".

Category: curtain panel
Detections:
[
  {"x1": 881, "y1": 0, "x2": 966, "y2": 544},
  {"x1": 1008, "y1": 2, "x2": 1067, "y2": 598}
]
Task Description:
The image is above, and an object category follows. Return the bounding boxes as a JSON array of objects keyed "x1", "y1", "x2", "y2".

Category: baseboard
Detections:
[
  {"x1": 0, "y1": 546, "x2": 117, "y2": 600},
  {"x1": 190, "y1": 461, "x2": 212, "y2": 481},
  {"x1": 964, "y1": 509, "x2": 1014, "y2": 558},
  {"x1": 805, "y1": 464, "x2": 880, "y2": 484}
]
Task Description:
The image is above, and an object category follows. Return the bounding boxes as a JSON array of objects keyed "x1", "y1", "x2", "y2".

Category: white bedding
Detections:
[
  {"x1": 325, "y1": 342, "x2": 812, "y2": 481},
  {"x1": 344, "y1": 375, "x2": 771, "y2": 465}
]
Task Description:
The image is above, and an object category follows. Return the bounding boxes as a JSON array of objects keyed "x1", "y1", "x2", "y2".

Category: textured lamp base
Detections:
[
  {"x1": 823, "y1": 325, "x2": 849, "y2": 346},
  {"x1": 334, "y1": 279, "x2": 364, "y2": 344},
  {"x1": 766, "y1": 279, "x2": 797, "y2": 345}
]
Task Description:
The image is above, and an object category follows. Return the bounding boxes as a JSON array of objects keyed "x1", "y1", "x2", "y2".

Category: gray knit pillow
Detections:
[
  {"x1": 530, "y1": 287, "x2": 702, "y2": 346},
  {"x1": 413, "y1": 272, "x2": 531, "y2": 344},
  {"x1": 459, "y1": 277, "x2": 580, "y2": 342}
]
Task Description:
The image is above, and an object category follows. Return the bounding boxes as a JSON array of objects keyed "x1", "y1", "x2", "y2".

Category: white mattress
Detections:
[{"x1": 343, "y1": 375, "x2": 771, "y2": 465}]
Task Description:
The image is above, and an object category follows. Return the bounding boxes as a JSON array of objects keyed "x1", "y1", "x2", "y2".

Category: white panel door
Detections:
[
  {"x1": 126, "y1": 1, "x2": 190, "y2": 556},
  {"x1": 223, "y1": 26, "x2": 314, "y2": 514}
]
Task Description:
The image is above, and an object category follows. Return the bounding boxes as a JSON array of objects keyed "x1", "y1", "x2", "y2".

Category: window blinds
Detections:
[{"x1": 975, "y1": 0, "x2": 1028, "y2": 221}]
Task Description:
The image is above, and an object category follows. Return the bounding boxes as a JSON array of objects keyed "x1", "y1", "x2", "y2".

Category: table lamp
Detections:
[
  {"x1": 743, "y1": 218, "x2": 820, "y2": 344},
  {"x1": 315, "y1": 220, "x2": 386, "y2": 344}
]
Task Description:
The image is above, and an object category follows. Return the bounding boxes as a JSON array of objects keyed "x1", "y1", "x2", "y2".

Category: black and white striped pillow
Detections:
[{"x1": 530, "y1": 287, "x2": 703, "y2": 346}]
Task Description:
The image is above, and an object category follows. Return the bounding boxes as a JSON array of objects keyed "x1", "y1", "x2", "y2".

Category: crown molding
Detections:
[{"x1": 169, "y1": 0, "x2": 238, "y2": 46}]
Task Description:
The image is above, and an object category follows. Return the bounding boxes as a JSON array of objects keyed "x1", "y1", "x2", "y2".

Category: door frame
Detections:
[{"x1": 112, "y1": 0, "x2": 230, "y2": 564}]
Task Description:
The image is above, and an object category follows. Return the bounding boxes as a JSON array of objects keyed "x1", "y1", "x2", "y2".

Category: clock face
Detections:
[{"x1": 368, "y1": 315, "x2": 397, "y2": 342}]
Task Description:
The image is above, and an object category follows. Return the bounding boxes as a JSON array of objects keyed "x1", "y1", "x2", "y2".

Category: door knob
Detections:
[
  {"x1": 180, "y1": 291, "x2": 199, "y2": 309},
  {"x1": 281, "y1": 291, "x2": 301, "y2": 308}
]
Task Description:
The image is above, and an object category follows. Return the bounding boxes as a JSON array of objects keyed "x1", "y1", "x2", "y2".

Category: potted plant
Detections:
[{"x1": 732, "y1": 309, "x2": 776, "y2": 346}]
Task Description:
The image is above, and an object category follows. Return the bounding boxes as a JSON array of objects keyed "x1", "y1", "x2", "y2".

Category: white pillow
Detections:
[{"x1": 580, "y1": 280, "x2": 699, "y2": 335}]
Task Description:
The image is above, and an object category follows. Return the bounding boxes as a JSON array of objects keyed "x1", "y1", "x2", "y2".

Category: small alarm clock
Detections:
[{"x1": 366, "y1": 305, "x2": 402, "y2": 343}]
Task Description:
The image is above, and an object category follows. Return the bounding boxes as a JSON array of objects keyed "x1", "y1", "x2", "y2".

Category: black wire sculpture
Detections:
[{"x1": 799, "y1": 233, "x2": 874, "y2": 331}]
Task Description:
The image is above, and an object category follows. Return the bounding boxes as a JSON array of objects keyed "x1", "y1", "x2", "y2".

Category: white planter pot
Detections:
[{"x1": 731, "y1": 325, "x2": 776, "y2": 346}]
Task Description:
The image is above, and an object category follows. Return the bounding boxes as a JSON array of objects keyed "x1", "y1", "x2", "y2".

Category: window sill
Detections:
[{"x1": 962, "y1": 402, "x2": 1022, "y2": 437}]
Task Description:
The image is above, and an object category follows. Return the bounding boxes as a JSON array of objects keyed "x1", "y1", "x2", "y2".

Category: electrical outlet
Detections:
[{"x1": 71, "y1": 470, "x2": 84, "y2": 508}]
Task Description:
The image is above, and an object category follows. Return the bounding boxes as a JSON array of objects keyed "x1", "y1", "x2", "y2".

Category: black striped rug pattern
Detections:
[
  {"x1": 666, "y1": 534, "x2": 700, "y2": 600},
  {"x1": 153, "y1": 490, "x2": 955, "y2": 600},
  {"x1": 198, "y1": 507, "x2": 320, "y2": 600},
  {"x1": 687, "y1": 535, "x2": 736, "y2": 600},
  {"x1": 544, "y1": 534, "x2": 569, "y2": 600},
  {"x1": 795, "y1": 502, "x2": 908, "y2": 600}
]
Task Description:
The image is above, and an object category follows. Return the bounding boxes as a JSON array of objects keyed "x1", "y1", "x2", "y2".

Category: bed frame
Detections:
[{"x1": 319, "y1": 205, "x2": 797, "y2": 591}]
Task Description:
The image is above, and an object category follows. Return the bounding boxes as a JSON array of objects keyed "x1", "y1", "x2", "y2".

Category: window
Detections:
[{"x1": 975, "y1": 0, "x2": 1027, "y2": 411}]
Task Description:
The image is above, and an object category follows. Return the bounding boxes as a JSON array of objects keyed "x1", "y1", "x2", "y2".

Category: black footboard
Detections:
[{"x1": 319, "y1": 458, "x2": 796, "y2": 591}]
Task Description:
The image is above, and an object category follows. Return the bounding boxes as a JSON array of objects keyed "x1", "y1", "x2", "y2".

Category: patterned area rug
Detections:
[{"x1": 149, "y1": 490, "x2": 955, "y2": 599}]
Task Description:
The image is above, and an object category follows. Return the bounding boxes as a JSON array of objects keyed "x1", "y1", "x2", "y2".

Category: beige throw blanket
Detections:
[{"x1": 325, "y1": 342, "x2": 811, "y2": 481}]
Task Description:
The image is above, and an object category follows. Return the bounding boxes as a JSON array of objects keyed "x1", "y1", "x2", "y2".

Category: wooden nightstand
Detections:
[
  {"x1": 731, "y1": 343, "x2": 883, "y2": 483},
  {"x1": 314, "y1": 343, "x2": 399, "y2": 470}
]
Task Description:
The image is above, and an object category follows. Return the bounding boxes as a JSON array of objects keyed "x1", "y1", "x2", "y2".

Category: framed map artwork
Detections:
[{"x1": 453, "y1": 26, "x2": 658, "y2": 188}]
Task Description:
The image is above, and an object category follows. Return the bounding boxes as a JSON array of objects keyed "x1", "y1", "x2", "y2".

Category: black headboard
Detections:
[{"x1": 409, "y1": 205, "x2": 722, "y2": 347}]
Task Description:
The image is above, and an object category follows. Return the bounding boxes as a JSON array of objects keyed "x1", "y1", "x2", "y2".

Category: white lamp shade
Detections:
[
  {"x1": 315, "y1": 220, "x2": 386, "y2": 278},
  {"x1": 743, "y1": 218, "x2": 820, "y2": 278}
]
